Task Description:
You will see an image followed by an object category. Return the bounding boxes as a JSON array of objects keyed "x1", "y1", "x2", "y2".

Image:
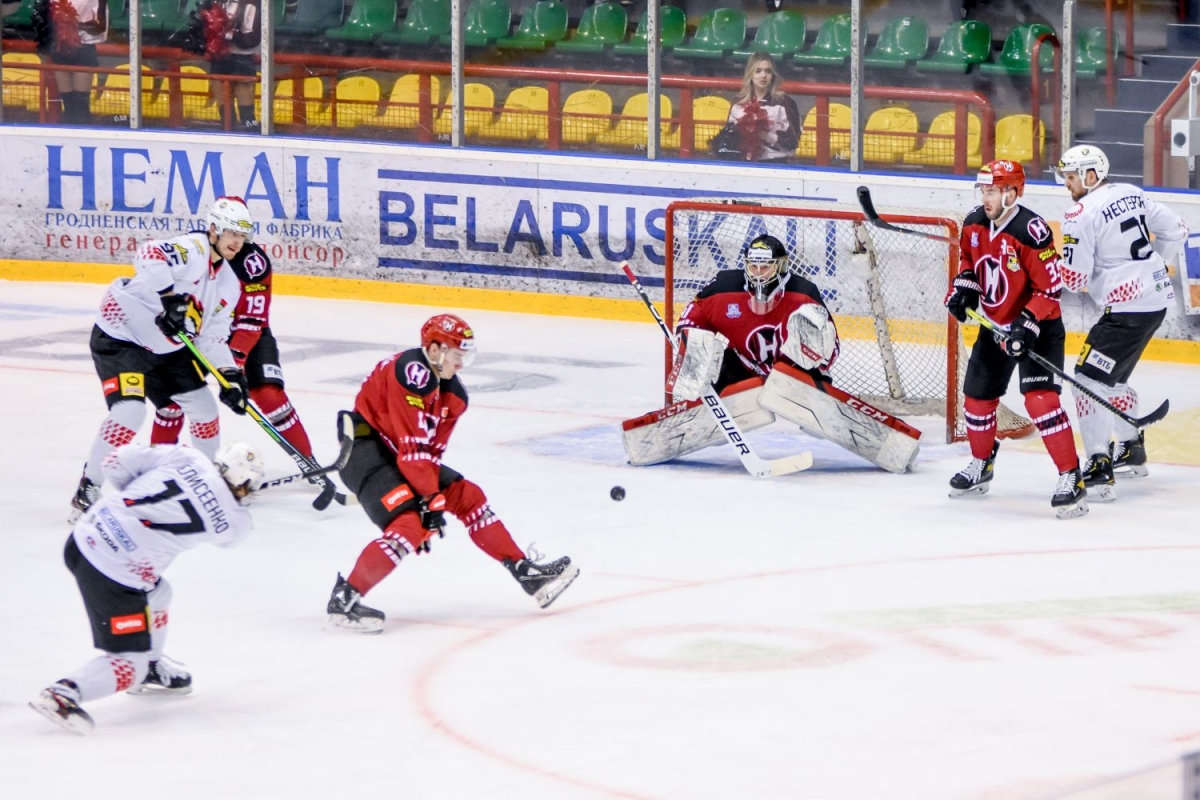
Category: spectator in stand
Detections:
[
  {"x1": 33, "y1": 0, "x2": 108, "y2": 125},
  {"x1": 185, "y1": 0, "x2": 261, "y2": 130},
  {"x1": 716, "y1": 52, "x2": 800, "y2": 163}
]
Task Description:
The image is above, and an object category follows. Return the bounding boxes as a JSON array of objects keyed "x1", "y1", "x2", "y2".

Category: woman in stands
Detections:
[
  {"x1": 33, "y1": 0, "x2": 108, "y2": 125},
  {"x1": 722, "y1": 52, "x2": 800, "y2": 163}
]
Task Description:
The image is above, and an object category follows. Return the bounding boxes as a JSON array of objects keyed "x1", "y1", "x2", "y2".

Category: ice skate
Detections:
[
  {"x1": 29, "y1": 680, "x2": 94, "y2": 735},
  {"x1": 1052, "y1": 468, "x2": 1089, "y2": 519},
  {"x1": 1111, "y1": 432, "x2": 1149, "y2": 478},
  {"x1": 504, "y1": 547, "x2": 580, "y2": 609},
  {"x1": 326, "y1": 573, "x2": 385, "y2": 634},
  {"x1": 68, "y1": 474, "x2": 100, "y2": 524},
  {"x1": 128, "y1": 656, "x2": 193, "y2": 695},
  {"x1": 1081, "y1": 454, "x2": 1116, "y2": 503},
  {"x1": 948, "y1": 441, "x2": 999, "y2": 498}
]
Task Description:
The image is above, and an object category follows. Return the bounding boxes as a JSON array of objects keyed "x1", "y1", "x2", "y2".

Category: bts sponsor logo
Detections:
[
  {"x1": 382, "y1": 484, "x2": 414, "y2": 511},
  {"x1": 1081, "y1": 345, "x2": 1116, "y2": 374},
  {"x1": 110, "y1": 613, "x2": 147, "y2": 634}
]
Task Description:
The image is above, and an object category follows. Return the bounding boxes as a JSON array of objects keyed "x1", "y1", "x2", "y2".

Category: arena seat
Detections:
[
  {"x1": 107, "y1": 0, "x2": 130, "y2": 32},
  {"x1": 979, "y1": 22, "x2": 1057, "y2": 77},
  {"x1": 178, "y1": 65, "x2": 221, "y2": 122},
  {"x1": 276, "y1": 0, "x2": 345, "y2": 35},
  {"x1": 2, "y1": 52, "x2": 42, "y2": 112},
  {"x1": 612, "y1": 5, "x2": 685, "y2": 56},
  {"x1": 325, "y1": 0, "x2": 397, "y2": 42},
  {"x1": 916, "y1": 18, "x2": 991, "y2": 73},
  {"x1": 793, "y1": 13, "x2": 852, "y2": 66},
  {"x1": 330, "y1": 74, "x2": 382, "y2": 128},
  {"x1": 862, "y1": 106, "x2": 920, "y2": 162},
  {"x1": 561, "y1": 87, "x2": 612, "y2": 144},
  {"x1": 89, "y1": 65, "x2": 159, "y2": 117},
  {"x1": 733, "y1": 10, "x2": 806, "y2": 61},
  {"x1": 2, "y1": 0, "x2": 34, "y2": 28},
  {"x1": 994, "y1": 113, "x2": 1045, "y2": 163},
  {"x1": 489, "y1": 85, "x2": 548, "y2": 141},
  {"x1": 441, "y1": 0, "x2": 511, "y2": 47},
  {"x1": 797, "y1": 102, "x2": 850, "y2": 159},
  {"x1": 903, "y1": 110, "x2": 983, "y2": 168},
  {"x1": 496, "y1": 0, "x2": 568, "y2": 51},
  {"x1": 864, "y1": 15, "x2": 929, "y2": 69},
  {"x1": 434, "y1": 82, "x2": 496, "y2": 137},
  {"x1": 256, "y1": 76, "x2": 326, "y2": 126},
  {"x1": 692, "y1": 94, "x2": 732, "y2": 152},
  {"x1": 385, "y1": 0, "x2": 451, "y2": 44},
  {"x1": 673, "y1": 8, "x2": 747, "y2": 60},
  {"x1": 555, "y1": 1, "x2": 627, "y2": 53},
  {"x1": 596, "y1": 92, "x2": 673, "y2": 147},
  {"x1": 377, "y1": 73, "x2": 441, "y2": 130},
  {"x1": 140, "y1": 0, "x2": 191, "y2": 32},
  {"x1": 1075, "y1": 26, "x2": 1116, "y2": 78}
]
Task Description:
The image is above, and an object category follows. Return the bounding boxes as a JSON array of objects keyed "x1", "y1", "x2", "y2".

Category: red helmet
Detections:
[
  {"x1": 976, "y1": 160, "x2": 1025, "y2": 198},
  {"x1": 420, "y1": 314, "x2": 476, "y2": 366}
]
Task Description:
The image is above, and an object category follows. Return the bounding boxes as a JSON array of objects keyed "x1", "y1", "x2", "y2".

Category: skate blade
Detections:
[
  {"x1": 535, "y1": 565, "x2": 580, "y2": 609},
  {"x1": 127, "y1": 683, "x2": 193, "y2": 696},
  {"x1": 326, "y1": 614, "x2": 384, "y2": 634},
  {"x1": 1055, "y1": 500, "x2": 1089, "y2": 520},
  {"x1": 1084, "y1": 484, "x2": 1116, "y2": 503},
  {"x1": 1115, "y1": 465, "x2": 1149, "y2": 479},
  {"x1": 948, "y1": 483, "x2": 990, "y2": 499},
  {"x1": 29, "y1": 700, "x2": 94, "y2": 735}
]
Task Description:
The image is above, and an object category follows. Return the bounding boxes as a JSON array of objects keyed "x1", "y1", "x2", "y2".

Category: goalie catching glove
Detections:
[
  {"x1": 782, "y1": 303, "x2": 837, "y2": 372},
  {"x1": 668, "y1": 328, "x2": 728, "y2": 401}
]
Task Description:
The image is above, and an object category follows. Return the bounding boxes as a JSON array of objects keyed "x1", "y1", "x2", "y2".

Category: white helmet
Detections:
[
  {"x1": 1053, "y1": 145, "x2": 1110, "y2": 190},
  {"x1": 208, "y1": 196, "x2": 254, "y2": 242},
  {"x1": 215, "y1": 441, "x2": 265, "y2": 498}
]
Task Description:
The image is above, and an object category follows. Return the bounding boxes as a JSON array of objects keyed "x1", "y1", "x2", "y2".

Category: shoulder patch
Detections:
[
  {"x1": 1026, "y1": 216, "x2": 1051, "y2": 244},
  {"x1": 1063, "y1": 202, "x2": 1085, "y2": 220},
  {"x1": 404, "y1": 360, "x2": 432, "y2": 390},
  {"x1": 242, "y1": 249, "x2": 269, "y2": 279}
]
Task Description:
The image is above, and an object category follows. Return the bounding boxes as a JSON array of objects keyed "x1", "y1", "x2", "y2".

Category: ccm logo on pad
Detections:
[{"x1": 110, "y1": 613, "x2": 147, "y2": 634}]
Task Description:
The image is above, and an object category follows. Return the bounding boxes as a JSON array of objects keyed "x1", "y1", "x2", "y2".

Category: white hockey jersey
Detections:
[
  {"x1": 94, "y1": 232, "x2": 241, "y2": 371},
  {"x1": 72, "y1": 445, "x2": 253, "y2": 591},
  {"x1": 1059, "y1": 182, "x2": 1188, "y2": 313}
]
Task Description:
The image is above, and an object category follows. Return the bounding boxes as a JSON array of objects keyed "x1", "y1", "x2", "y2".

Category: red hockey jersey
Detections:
[
  {"x1": 353, "y1": 347, "x2": 468, "y2": 497},
  {"x1": 223, "y1": 242, "x2": 273, "y2": 365},
  {"x1": 676, "y1": 270, "x2": 838, "y2": 377},
  {"x1": 957, "y1": 204, "x2": 1064, "y2": 326}
]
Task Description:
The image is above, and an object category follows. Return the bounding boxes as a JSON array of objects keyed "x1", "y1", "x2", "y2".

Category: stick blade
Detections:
[
  {"x1": 755, "y1": 451, "x2": 813, "y2": 477},
  {"x1": 856, "y1": 186, "x2": 879, "y2": 220},
  {"x1": 1136, "y1": 399, "x2": 1170, "y2": 428}
]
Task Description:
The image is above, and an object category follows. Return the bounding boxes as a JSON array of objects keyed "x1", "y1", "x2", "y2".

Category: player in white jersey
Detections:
[
  {"x1": 31, "y1": 442, "x2": 263, "y2": 735},
  {"x1": 1054, "y1": 145, "x2": 1189, "y2": 500},
  {"x1": 69, "y1": 197, "x2": 256, "y2": 522}
]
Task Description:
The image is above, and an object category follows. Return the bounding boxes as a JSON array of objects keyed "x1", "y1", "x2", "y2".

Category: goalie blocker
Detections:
[{"x1": 759, "y1": 363, "x2": 922, "y2": 473}]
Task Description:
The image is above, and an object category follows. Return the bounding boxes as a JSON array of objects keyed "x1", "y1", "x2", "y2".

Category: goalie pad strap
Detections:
[
  {"x1": 622, "y1": 379, "x2": 774, "y2": 466},
  {"x1": 760, "y1": 364, "x2": 921, "y2": 473}
]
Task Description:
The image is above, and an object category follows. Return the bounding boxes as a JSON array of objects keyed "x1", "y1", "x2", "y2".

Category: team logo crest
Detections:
[
  {"x1": 242, "y1": 250, "x2": 268, "y2": 279},
  {"x1": 405, "y1": 361, "x2": 431, "y2": 388},
  {"x1": 1026, "y1": 217, "x2": 1051, "y2": 244},
  {"x1": 971, "y1": 231, "x2": 979, "y2": 248},
  {"x1": 726, "y1": 303, "x2": 742, "y2": 318}
]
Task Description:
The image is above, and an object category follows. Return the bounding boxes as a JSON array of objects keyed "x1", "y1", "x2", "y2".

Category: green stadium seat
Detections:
[
  {"x1": 384, "y1": 0, "x2": 450, "y2": 44},
  {"x1": 864, "y1": 15, "x2": 929, "y2": 68},
  {"x1": 979, "y1": 22, "x2": 1056, "y2": 76},
  {"x1": 733, "y1": 10, "x2": 805, "y2": 61},
  {"x1": 673, "y1": 8, "x2": 746, "y2": 59},
  {"x1": 496, "y1": 0, "x2": 568, "y2": 51},
  {"x1": 917, "y1": 19, "x2": 991, "y2": 73},
  {"x1": 325, "y1": 0, "x2": 397, "y2": 42},
  {"x1": 441, "y1": 0, "x2": 511, "y2": 47},
  {"x1": 141, "y1": 0, "x2": 191, "y2": 33},
  {"x1": 107, "y1": 0, "x2": 129, "y2": 32},
  {"x1": 556, "y1": 1, "x2": 627, "y2": 53},
  {"x1": 612, "y1": 5, "x2": 685, "y2": 56},
  {"x1": 2, "y1": 0, "x2": 34, "y2": 27},
  {"x1": 793, "y1": 13, "x2": 852, "y2": 66},
  {"x1": 1075, "y1": 26, "x2": 1116, "y2": 78},
  {"x1": 276, "y1": 0, "x2": 345, "y2": 35}
]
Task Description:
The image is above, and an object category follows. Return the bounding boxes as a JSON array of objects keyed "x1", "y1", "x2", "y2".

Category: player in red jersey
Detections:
[
  {"x1": 325, "y1": 314, "x2": 580, "y2": 633},
  {"x1": 944, "y1": 160, "x2": 1087, "y2": 518},
  {"x1": 148, "y1": 240, "x2": 315, "y2": 459}
]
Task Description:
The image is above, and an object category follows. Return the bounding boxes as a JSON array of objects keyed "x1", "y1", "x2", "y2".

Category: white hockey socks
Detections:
[
  {"x1": 84, "y1": 400, "x2": 146, "y2": 483},
  {"x1": 1073, "y1": 374, "x2": 1138, "y2": 456},
  {"x1": 174, "y1": 386, "x2": 222, "y2": 460},
  {"x1": 65, "y1": 652, "x2": 151, "y2": 702}
]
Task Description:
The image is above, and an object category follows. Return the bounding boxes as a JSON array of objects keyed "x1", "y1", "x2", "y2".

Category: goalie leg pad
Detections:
[
  {"x1": 622, "y1": 379, "x2": 774, "y2": 466},
  {"x1": 760, "y1": 364, "x2": 922, "y2": 473}
]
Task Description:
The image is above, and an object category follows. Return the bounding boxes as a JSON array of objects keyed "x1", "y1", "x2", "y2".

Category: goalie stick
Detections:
[
  {"x1": 620, "y1": 262, "x2": 812, "y2": 477},
  {"x1": 259, "y1": 429, "x2": 354, "y2": 491},
  {"x1": 856, "y1": 186, "x2": 958, "y2": 245},
  {"x1": 177, "y1": 334, "x2": 348, "y2": 509},
  {"x1": 964, "y1": 308, "x2": 1169, "y2": 429}
]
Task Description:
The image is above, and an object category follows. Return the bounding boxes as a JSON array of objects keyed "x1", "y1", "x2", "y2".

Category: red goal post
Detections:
[{"x1": 662, "y1": 198, "x2": 1034, "y2": 444}]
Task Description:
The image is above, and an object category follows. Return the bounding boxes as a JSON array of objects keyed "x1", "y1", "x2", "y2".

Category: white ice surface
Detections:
[{"x1": 1, "y1": 281, "x2": 1199, "y2": 800}]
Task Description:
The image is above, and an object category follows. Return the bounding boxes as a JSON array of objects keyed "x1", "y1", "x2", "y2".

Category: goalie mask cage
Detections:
[{"x1": 663, "y1": 198, "x2": 1035, "y2": 444}]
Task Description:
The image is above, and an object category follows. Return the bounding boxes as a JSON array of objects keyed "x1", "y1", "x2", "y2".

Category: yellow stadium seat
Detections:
[
  {"x1": 332, "y1": 75, "x2": 382, "y2": 128},
  {"x1": 90, "y1": 64, "x2": 159, "y2": 117},
  {"x1": 489, "y1": 85, "x2": 549, "y2": 142},
  {"x1": 561, "y1": 88, "x2": 613, "y2": 144},
  {"x1": 903, "y1": 110, "x2": 983, "y2": 168},
  {"x1": 434, "y1": 82, "x2": 497, "y2": 138},
  {"x1": 692, "y1": 94, "x2": 731, "y2": 152},
  {"x1": 595, "y1": 93, "x2": 674, "y2": 148},
  {"x1": 256, "y1": 76, "x2": 326, "y2": 126},
  {"x1": 2, "y1": 52, "x2": 43, "y2": 111},
  {"x1": 378, "y1": 74, "x2": 442, "y2": 131},
  {"x1": 863, "y1": 106, "x2": 920, "y2": 162},
  {"x1": 797, "y1": 102, "x2": 850, "y2": 159},
  {"x1": 179, "y1": 65, "x2": 221, "y2": 122},
  {"x1": 994, "y1": 113, "x2": 1046, "y2": 164}
]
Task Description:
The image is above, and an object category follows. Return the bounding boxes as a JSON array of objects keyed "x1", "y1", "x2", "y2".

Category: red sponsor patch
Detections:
[
  {"x1": 102, "y1": 377, "x2": 120, "y2": 396},
  {"x1": 381, "y1": 484, "x2": 414, "y2": 512},
  {"x1": 110, "y1": 613, "x2": 147, "y2": 634}
]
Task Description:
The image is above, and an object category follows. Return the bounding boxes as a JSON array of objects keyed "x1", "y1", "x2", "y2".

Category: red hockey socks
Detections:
[
  {"x1": 346, "y1": 538, "x2": 404, "y2": 596},
  {"x1": 151, "y1": 403, "x2": 184, "y2": 445},
  {"x1": 1024, "y1": 389, "x2": 1080, "y2": 473},
  {"x1": 251, "y1": 385, "x2": 313, "y2": 458},
  {"x1": 443, "y1": 479, "x2": 524, "y2": 562},
  {"x1": 963, "y1": 396, "x2": 1000, "y2": 460}
]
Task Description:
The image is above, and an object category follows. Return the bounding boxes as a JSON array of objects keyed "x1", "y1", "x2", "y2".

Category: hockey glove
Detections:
[
  {"x1": 217, "y1": 368, "x2": 249, "y2": 414},
  {"x1": 155, "y1": 293, "x2": 195, "y2": 338},
  {"x1": 944, "y1": 270, "x2": 982, "y2": 323},
  {"x1": 1001, "y1": 311, "x2": 1040, "y2": 360},
  {"x1": 418, "y1": 493, "x2": 447, "y2": 535}
]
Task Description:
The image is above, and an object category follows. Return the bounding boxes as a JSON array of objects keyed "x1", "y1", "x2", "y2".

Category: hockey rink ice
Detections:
[{"x1": 2, "y1": 280, "x2": 1200, "y2": 800}]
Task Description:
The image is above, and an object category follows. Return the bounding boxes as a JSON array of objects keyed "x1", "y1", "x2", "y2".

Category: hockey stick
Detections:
[
  {"x1": 620, "y1": 262, "x2": 812, "y2": 477},
  {"x1": 964, "y1": 308, "x2": 1169, "y2": 429},
  {"x1": 176, "y1": 334, "x2": 348, "y2": 509},
  {"x1": 259, "y1": 432, "x2": 353, "y2": 491},
  {"x1": 856, "y1": 186, "x2": 958, "y2": 245}
]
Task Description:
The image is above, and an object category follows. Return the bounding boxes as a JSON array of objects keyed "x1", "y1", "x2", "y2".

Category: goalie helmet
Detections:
[
  {"x1": 208, "y1": 196, "x2": 254, "y2": 242},
  {"x1": 742, "y1": 234, "x2": 791, "y2": 314},
  {"x1": 1053, "y1": 145, "x2": 1110, "y2": 189},
  {"x1": 420, "y1": 313, "x2": 477, "y2": 367},
  {"x1": 214, "y1": 441, "x2": 265, "y2": 499}
]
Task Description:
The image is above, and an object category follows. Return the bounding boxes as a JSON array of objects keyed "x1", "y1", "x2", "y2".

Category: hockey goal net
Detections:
[{"x1": 663, "y1": 198, "x2": 1034, "y2": 444}]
